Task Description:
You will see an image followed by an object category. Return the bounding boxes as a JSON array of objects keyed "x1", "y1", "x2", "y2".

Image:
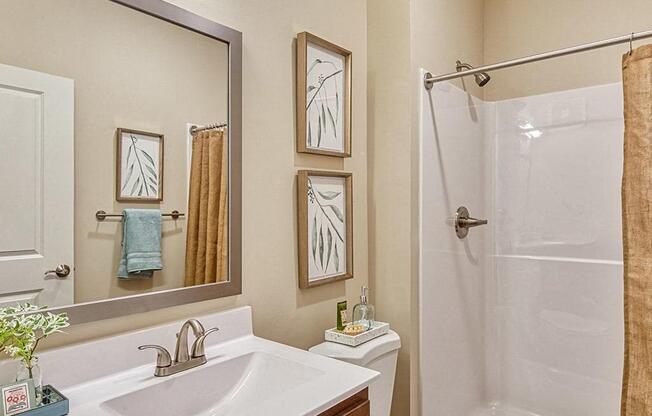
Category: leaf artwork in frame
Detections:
[
  {"x1": 117, "y1": 129, "x2": 163, "y2": 202},
  {"x1": 305, "y1": 42, "x2": 346, "y2": 153},
  {"x1": 306, "y1": 175, "x2": 346, "y2": 281}
]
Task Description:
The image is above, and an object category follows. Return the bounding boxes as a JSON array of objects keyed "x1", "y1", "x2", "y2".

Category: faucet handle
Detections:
[
  {"x1": 191, "y1": 327, "x2": 219, "y2": 358},
  {"x1": 138, "y1": 344, "x2": 172, "y2": 368}
]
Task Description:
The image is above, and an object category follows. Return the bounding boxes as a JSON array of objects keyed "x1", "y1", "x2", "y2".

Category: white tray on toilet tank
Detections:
[{"x1": 325, "y1": 321, "x2": 390, "y2": 346}]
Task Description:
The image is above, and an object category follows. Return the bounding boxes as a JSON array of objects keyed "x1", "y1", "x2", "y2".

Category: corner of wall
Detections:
[{"x1": 367, "y1": 0, "x2": 413, "y2": 415}]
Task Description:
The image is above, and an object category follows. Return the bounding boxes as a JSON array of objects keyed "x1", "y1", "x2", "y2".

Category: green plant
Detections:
[{"x1": 0, "y1": 304, "x2": 69, "y2": 377}]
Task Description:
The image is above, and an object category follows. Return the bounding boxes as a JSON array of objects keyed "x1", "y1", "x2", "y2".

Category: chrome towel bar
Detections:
[{"x1": 95, "y1": 210, "x2": 184, "y2": 221}]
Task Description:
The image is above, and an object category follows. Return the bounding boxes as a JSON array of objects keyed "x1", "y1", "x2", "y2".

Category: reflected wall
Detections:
[{"x1": 0, "y1": 0, "x2": 228, "y2": 302}]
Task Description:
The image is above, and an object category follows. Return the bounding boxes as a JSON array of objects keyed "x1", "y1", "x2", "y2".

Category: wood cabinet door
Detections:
[
  {"x1": 343, "y1": 400, "x2": 370, "y2": 416},
  {"x1": 318, "y1": 388, "x2": 369, "y2": 416}
]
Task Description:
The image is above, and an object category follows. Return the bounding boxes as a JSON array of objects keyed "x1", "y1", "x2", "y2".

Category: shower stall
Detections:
[{"x1": 417, "y1": 32, "x2": 644, "y2": 416}]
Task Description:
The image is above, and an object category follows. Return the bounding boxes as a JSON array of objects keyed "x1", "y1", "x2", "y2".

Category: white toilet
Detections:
[{"x1": 309, "y1": 330, "x2": 401, "y2": 416}]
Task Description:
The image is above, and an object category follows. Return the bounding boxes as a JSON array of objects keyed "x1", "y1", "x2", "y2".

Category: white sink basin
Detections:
[
  {"x1": 102, "y1": 352, "x2": 324, "y2": 416},
  {"x1": 26, "y1": 307, "x2": 379, "y2": 416}
]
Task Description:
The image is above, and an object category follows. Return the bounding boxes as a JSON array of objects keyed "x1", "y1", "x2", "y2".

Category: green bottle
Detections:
[{"x1": 336, "y1": 300, "x2": 348, "y2": 331}]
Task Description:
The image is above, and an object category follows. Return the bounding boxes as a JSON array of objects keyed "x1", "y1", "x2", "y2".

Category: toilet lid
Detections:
[{"x1": 309, "y1": 330, "x2": 401, "y2": 366}]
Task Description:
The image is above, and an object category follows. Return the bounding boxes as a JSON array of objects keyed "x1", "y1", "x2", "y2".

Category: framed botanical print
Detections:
[
  {"x1": 297, "y1": 170, "x2": 353, "y2": 288},
  {"x1": 296, "y1": 32, "x2": 352, "y2": 158},
  {"x1": 116, "y1": 128, "x2": 164, "y2": 202}
]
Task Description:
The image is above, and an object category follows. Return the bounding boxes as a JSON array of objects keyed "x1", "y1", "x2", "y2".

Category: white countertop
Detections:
[{"x1": 23, "y1": 306, "x2": 378, "y2": 415}]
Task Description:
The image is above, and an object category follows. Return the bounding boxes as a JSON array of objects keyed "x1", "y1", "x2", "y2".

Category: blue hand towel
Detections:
[{"x1": 117, "y1": 209, "x2": 163, "y2": 279}]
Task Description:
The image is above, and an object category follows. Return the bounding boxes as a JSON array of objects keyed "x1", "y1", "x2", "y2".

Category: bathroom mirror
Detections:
[{"x1": 0, "y1": 0, "x2": 242, "y2": 323}]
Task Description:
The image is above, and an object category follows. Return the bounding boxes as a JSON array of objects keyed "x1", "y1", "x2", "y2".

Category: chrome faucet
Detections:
[{"x1": 139, "y1": 319, "x2": 219, "y2": 377}]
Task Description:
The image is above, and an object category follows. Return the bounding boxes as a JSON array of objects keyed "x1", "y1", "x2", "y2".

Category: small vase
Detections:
[{"x1": 15, "y1": 357, "x2": 42, "y2": 405}]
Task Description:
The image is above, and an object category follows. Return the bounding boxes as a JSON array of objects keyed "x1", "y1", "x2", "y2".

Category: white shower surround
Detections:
[{"x1": 419, "y1": 71, "x2": 624, "y2": 416}]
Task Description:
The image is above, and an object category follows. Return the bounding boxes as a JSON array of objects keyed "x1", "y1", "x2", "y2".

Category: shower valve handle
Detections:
[
  {"x1": 454, "y1": 206, "x2": 488, "y2": 239},
  {"x1": 458, "y1": 217, "x2": 488, "y2": 227}
]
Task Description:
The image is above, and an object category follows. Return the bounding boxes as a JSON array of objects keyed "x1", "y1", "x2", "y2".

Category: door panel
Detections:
[
  {"x1": 0, "y1": 63, "x2": 74, "y2": 307},
  {"x1": 0, "y1": 86, "x2": 41, "y2": 253}
]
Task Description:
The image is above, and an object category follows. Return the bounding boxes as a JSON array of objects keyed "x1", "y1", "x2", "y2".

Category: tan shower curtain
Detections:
[
  {"x1": 621, "y1": 45, "x2": 652, "y2": 415},
  {"x1": 184, "y1": 129, "x2": 228, "y2": 286}
]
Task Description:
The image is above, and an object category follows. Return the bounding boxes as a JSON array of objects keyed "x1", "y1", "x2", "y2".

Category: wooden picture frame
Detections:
[
  {"x1": 296, "y1": 32, "x2": 352, "y2": 158},
  {"x1": 116, "y1": 128, "x2": 164, "y2": 202},
  {"x1": 297, "y1": 170, "x2": 353, "y2": 288}
]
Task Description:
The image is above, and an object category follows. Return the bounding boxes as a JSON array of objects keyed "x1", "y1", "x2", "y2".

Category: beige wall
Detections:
[
  {"x1": 36, "y1": 0, "x2": 369, "y2": 380},
  {"x1": 368, "y1": 0, "x2": 485, "y2": 414},
  {"x1": 484, "y1": 0, "x2": 652, "y2": 100},
  {"x1": 0, "y1": 0, "x2": 229, "y2": 302},
  {"x1": 412, "y1": 0, "x2": 486, "y2": 98},
  {"x1": 367, "y1": 2, "x2": 412, "y2": 414}
]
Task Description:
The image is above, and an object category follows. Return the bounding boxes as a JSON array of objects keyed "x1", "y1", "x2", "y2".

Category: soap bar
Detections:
[{"x1": 343, "y1": 324, "x2": 365, "y2": 336}]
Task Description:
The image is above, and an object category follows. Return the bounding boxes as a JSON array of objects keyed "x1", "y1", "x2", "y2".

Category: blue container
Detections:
[{"x1": 19, "y1": 386, "x2": 68, "y2": 416}]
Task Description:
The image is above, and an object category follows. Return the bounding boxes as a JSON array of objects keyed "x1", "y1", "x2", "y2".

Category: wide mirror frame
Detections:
[{"x1": 45, "y1": 0, "x2": 242, "y2": 324}]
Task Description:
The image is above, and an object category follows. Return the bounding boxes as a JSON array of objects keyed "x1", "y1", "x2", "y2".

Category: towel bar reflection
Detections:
[{"x1": 95, "y1": 210, "x2": 185, "y2": 221}]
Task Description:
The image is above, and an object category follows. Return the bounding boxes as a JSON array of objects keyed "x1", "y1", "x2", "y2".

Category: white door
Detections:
[{"x1": 0, "y1": 63, "x2": 74, "y2": 308}]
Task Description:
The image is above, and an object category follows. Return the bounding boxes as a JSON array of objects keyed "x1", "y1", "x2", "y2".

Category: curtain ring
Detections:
[{"x1": 629, "y1": 32, "x2": 634, "y2": 55}]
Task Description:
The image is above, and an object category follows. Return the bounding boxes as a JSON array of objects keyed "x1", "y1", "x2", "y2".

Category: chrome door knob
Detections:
[{"x1": 44, "y1": 264, "x2": 71, "y2": 278}]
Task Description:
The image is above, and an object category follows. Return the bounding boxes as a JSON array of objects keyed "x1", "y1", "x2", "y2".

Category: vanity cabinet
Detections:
[{"x1": 319, "y1": 388, "x2": 370, "y2": 416}]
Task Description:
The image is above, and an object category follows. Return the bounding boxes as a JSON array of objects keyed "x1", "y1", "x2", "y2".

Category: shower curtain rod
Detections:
[
  {"x1": 424, "y1": 28, "x2": 652, "y2": 89},
  {"x1": 189, "y1": 122, "x2": 227, "y2": 135}
]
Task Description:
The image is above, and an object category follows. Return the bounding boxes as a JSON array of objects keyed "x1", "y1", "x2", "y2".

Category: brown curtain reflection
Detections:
[
  {"x1": 185, "y1": 129, "x2": 228, "y2": 286},
  {"x1": 621, "y1": 46, "x2": 652, "y2": 415}
]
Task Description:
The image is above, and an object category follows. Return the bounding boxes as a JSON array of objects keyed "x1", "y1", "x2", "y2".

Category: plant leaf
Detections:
[
  {"x1": 148, "y1": 184, "x2": 157, "y2": 195},
  {"x1": 325, "y1": 228, "x2": 333, "y2": 271},
  {"x1": 307, "y1": 85, "x2": 316, "y2": 92},
  {"x1": 122, "y1": 163, "x2": 135, "y2": 191},
  {"x1": 318, "y1": 191, "x2": 340, "y2": 200},
  {"x1": 140, "y1": 149, "x2": 156, "y2": 167},
  {"x1": 307, "y1": 58, "x2": 322, "y2": 75},
  {"x1": 318, "y1": 227, "x2": 324, "y2": 269},
  {"x1": 317, "y1": 115, "x2": 322, "y2": 147},
  {"x1": 138, "y1": 182, "x2": 145, "y2": 196},
  {"x1": 311, "y1": 215, "x2": 317, "y2": 264},
  {"x1": 126, "y1": 145, "x2": 134, "y2": 168},
  {"x1": 335, "y1": 91, "x2": 340, "y2": 123},
  {"x1": 308, "y1": 119, "x2": 312, "y2": 147},
  {"x1": 334, "y1": 243, "x2": 340, "y2": 272},
  {"x1": 327, "y1": 106, "x2": 337, "y2": 138},
  {"x1": 326, "y1": 205, "x2": 344, "y2": 222},
  {"x1": 145, "y1": 164, "x2": 158, "y2": 180},
  {"x1": 321, "y1": 103, "x2": 327, "y2": 131},
  {"x1": 130, "y1": 177, "x2": 141, "y2": 196}
]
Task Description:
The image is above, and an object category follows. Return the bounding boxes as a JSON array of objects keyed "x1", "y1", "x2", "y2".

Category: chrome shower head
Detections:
[
  {"x1": 456, "y1": 60, "x2": 491, "y2": 87},
  {"x1": 474, "y1": 71, "x2": 491, "y2": 87}
]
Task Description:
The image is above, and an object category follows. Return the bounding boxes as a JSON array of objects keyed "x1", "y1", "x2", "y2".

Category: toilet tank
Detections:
[{"x1": 309, "y1": 330, "x2": 401, "y2": 416}]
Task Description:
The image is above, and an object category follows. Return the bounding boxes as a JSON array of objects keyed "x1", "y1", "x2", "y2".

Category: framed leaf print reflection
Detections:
[
  {"x1": 297, "y1": 170, "x2": 353, "y2": 288},
  {"x1": 296, "y1": 32, "x2": 352, "y2": 157},
  {"x1": 116, "y1": 128, "x2": 164, "y2": 202}
]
